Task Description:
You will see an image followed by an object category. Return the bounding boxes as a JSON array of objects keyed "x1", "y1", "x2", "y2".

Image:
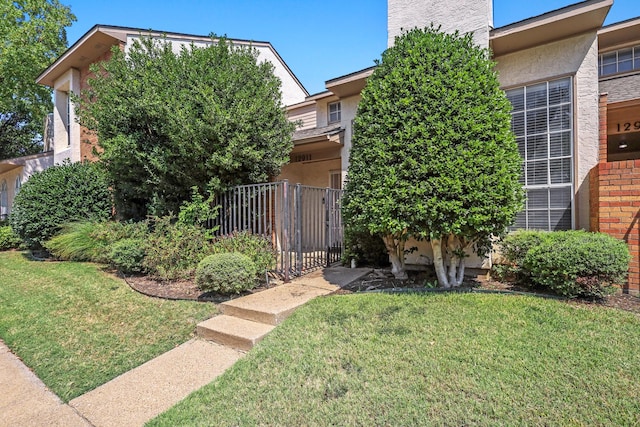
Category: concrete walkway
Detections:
[{"x1": 0, "y1": 266, "x2": 370, "y2": 427}]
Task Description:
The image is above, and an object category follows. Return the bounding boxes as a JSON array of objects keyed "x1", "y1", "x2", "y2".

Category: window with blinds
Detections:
[{"x1": 506, "y1": 77, "x2": 573, "y2": 231}]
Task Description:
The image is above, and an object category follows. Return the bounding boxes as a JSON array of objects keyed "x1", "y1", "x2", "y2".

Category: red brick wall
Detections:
[{"x1": 594, "y1": 93, "x2": 640, "y2": 294}]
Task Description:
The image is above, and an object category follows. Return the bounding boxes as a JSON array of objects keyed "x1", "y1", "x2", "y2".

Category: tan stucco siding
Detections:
[
  {"x1": 278, "y1": 158, "x2": 341, "y2": 188},
  {"x1": 0, "y1": 154, "x2": 53, "y2": 217},
  {"x1": 599, "y1": 73, "x2": 640, "y2": 103},
  {"x1": 288, "y1": 104, "x2": 316, "y2": 130},
  {"x1": 388, "y1": 0, "x2": 492, "y2": 48},
  {"x1": 337, "y1": 95, "x2": 361, "y2": 174},
  {"x1": 495, "y1": 32, "x2": 600, "y2": 230}
]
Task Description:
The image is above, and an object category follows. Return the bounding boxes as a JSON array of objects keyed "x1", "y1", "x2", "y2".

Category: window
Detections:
[
  {"x1": 330, "y1": 171, "x2": 342, "y2": 190},
  {"x1": 66, "y1": 92, "x2": 72, "y2": 146},
  {"x1": 15, "y1": 176, "x2": 21, "y2": 195},
  {"x1": 506, "y1": 77, "x2": 573, "y2": 231},
  {"x1": 328, "y1": 101, "x2": 341, "y2": 124},
  {"x1": 0, "y1": 180, "x2": 7, "y2": 220},
  {"x1": 599, "y1": 45, "x2": 640, "y2": 77}
]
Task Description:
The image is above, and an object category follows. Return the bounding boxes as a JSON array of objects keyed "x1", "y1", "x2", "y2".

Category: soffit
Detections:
[
  {"x1": 490, "y1": 0, "x2": 612, "y2": 57},
  {"x1": 37, "y1": 26, "x2": 127, "y2": 87},
  {"x1": 598, "y1": 18, "x2": 640, "y2": 51},
  {"x1": 325, "y1": 67, "x2": 375, "y2": 98}
]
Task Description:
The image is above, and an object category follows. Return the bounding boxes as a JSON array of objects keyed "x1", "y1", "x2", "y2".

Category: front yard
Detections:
[
  {"x1": 0, "y1": 251, "x2": 216, "y2": 401},
  {"x1": 150, "y1": 292, "x2": 640, "y2": 426}
]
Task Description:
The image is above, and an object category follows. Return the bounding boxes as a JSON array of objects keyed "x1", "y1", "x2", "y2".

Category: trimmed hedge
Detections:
[
  {"x1": 195, "y1": 252, "x2": 258, "y2": 294},
  {"x1": 495, "y1": 230, "x2": 630, "y2": 299},
  {"x1": 10, "y1": 161, "x2": 112, "y2": 249}
]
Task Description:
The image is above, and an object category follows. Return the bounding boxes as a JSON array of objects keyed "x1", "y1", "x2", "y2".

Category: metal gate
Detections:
[{"x1": 211, "y1": 180, "x2": 343, "y2": 281}]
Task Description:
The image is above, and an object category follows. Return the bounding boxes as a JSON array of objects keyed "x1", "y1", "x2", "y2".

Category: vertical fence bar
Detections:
[{"x1": 282, "y1": 180, "x2": 290, "y2": 282}]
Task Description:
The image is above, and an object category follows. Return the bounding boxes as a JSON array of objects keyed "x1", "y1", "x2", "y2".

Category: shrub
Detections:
[
  {"x1": 195, "y1": 252, "x2": 258, "y2": 294},
  {"x1": 10, "y1": 161, "x2": 112, "y2": 249},
  {"x1": 342, "y1": 227, "x2": 389, "y2": 267},
  {"x1": 522, "y1": 231, "x2": 630, "y2": 299},
  {"x1": 211, "y1": 231, "x2": 276, "y2": 276},
  {"x1": 142, "y1": 216, "x2": 213, "y2": 280},
  {"x1": 45, "y1": 222, "x2": 103, "y2": 261},
  {"x1": 108, "y1": 238, "x2": 146, "y2": 274},
  {"x1": 493, "y1": 230, "x2": 549, "y2": 282},
  {"x1": 0, "y1": 226, "x2": 21, "y2": 251}
]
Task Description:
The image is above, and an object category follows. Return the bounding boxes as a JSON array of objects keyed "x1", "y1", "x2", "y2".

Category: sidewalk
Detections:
[{"x1": 0, "y1": 265, "x2": 370, "y2": 427}]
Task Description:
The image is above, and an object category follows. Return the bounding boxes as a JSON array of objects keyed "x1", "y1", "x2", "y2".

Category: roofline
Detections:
[
  {"x1": 37, "y1": 24, "x2": 309, "y2": 96},
  {"x1": 325, "y1": 65, "x2": 376, "y2": 86},
  {"x1": 0, "y1": 150, "x2": 54, "y2": 165},
  {"x1": 492, "y1": 0, "x2": 608, "y2": 33}
]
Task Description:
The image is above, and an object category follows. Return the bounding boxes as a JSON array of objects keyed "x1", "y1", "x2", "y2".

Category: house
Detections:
[{"x1": 279, "y1": 0, "x2": 640, "y2": 294}]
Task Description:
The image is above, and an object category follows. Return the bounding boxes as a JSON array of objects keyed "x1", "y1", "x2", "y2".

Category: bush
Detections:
[
  {"x1": 493, "y1": 230, "x2": 549, "y2": 283},
  {"x1": 0, "y1": 226, "x2": 21, "y2": 251},
  {"x1": 10, "y1": 161, "x2": 112, "y2": 249},
  {"x1": 342, "y1": 227, "x2": 389, "y2": 267},
  {"x1": 523, "y1": 231, "x2": 630, "y2": 299},
  {"x1": 211, "y1": 231, "x2": 276, "y2": 276},
  {"x1": 195, "y1": 252, "x2": 258, "y2": 294},
  {"x1": 142, "y1": 216, "x2": 213, "y2": 280},
  {"x1": 108, "y1": 238, "x2": 146, "y2": 274}
]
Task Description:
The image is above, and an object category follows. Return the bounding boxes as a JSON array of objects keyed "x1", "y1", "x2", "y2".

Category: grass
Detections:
[
  {"x1": 150, "y1": 292, "x2": 640, "y2": 426},
  {"x1": 0, "y1": 251, "x2": 216, "y2": 402}
]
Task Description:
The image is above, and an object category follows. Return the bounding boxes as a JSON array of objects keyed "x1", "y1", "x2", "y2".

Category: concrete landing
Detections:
[
  {"x1": 69, "y1": 339, "x2": 242, "y2": 427},
  {"x1": 197, "y1": 315, "x2": 275, "y2": 351},
  {"x1": 0, "y1": 341, "x2": 89, "y2": 427}
]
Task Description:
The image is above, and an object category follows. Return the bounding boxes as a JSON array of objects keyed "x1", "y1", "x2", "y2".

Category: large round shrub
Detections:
[
  {"x1": 10, "y1": 161, "x2": 112, "y2": 248},
  {"x1": 523, "y1": 231, "x2": 630, "y2": 299},
  {"x1": 0, "y1": 225, "x2": 21, "y2": 251},
  {"x1": 195, "y1": 252, "x2": 258, "y2": 294}
]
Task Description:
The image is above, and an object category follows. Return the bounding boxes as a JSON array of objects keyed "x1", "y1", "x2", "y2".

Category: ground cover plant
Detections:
[
  {"x1": 0, "y1": 251, "x2": 215, "y2": 401},
  {"x1": 151, "y1": 292, "x2": 640, "y2": 426}
]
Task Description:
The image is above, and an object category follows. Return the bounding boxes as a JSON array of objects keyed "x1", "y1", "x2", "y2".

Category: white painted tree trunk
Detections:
[
  {"x1": 433, "y1": 236, "x2": 471, "y2": 288},
  {"x1": 447, "y1": 235, "x2": 459, "y2": 286},
  {"x1": 382, "y1": 234, "x2": 408, "y2": 280}
]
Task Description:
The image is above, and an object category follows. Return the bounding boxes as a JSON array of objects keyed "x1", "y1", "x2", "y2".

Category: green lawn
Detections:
[
  {"x1": 0, "y1": 251, "x2": 216, "y2": 401},
  {"x1": 150, "y1": 292, "x2": 640, "y2": 426}
]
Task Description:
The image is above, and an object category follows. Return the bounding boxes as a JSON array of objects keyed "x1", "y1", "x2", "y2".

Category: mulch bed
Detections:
[{"x1": 122, "y1": 268, "x2": 640, "y2": 314}]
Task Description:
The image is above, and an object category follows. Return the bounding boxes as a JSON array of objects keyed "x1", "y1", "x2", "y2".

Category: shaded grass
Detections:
[
  {"x1": 0, "y1": 251, "x2": 216, "y2": 401},
  {"x1": 151, "y1": 292, "x2": 640, "y2": 426}
]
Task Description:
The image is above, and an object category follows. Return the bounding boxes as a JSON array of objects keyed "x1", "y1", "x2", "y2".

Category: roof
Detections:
[
  {"x1": 293, "y1": 125, "x2": 344, "y2": 142},
  {"x1": 490, "y1": 0, "x2": 612, "y2": 56},
  {"x1": 598, "y1": 16, "x2": 640, "y2": 51},
  {"x1": 36, "y1": 25, "x2": 308, "y2": 97},
  {"x1": 0, "y1": 151, "x2": 53, "y2": 174},
  {"x1": 325, "y1": 66, "x2": 375, "y2": 98}
]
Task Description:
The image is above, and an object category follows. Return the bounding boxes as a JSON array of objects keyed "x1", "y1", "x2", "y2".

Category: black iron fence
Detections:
[{"x1": 211, "y1": 181, "x2": 343, "y2": 281}]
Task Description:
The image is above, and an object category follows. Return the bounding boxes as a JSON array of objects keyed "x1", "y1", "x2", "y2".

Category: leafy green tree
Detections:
[
  {"x1": 0, "y1": 0, "x2": 76, "y2": 159},
  {"x1": 78, "y1": 36, "x2": 296, "y2": 220},
  {"x1": 343, "y1": 27, "x2": 524, "y2": 286}
]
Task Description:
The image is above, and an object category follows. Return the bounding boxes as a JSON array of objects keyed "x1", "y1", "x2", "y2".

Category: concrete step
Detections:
[
  {"x1": 219, "y1": 282, "x2": 338, "y2": 326},
  {"x1": 197, "y1": 315, "x2": 276, "y2": 351}
]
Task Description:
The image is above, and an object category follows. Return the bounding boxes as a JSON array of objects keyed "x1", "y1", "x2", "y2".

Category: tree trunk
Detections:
[
  {"x1": 431, "y1": 238, "x2": 450, "y2": 288},
  {"x1": 456, "y1": 258, "x2": 466, "y2": 286},
  {"x1": 447, "y1": 234, "x2": 459, "y2": 286},
  {"x1": 382, "y1": 234, "x2": 408, "y2": 280}
]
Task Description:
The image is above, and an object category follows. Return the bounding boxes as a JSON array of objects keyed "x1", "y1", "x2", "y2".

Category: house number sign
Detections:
[{"x1": 616, "y1": 121, "x2": 640, "y2": 133}]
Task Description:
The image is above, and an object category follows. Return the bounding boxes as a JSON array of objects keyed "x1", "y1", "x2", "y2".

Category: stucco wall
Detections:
[
  {"x1": 126, "y1": 35, "x2": 307, "y2": 107},
  {"x1": 278, "y1": 158, "x2": 341, "y2": 188},
  {"x1": 0, "y1": 153, "x2": 53, "y2": 217},
  {"x1": 495, "y1": 32, "x2": 600, "y2": 231},
  {"x1": 599, "y1": 73, "x2": 640, "y2": 103},
  {"x1": 387, "y1": 0, "x2": 492, "y2": 48}
]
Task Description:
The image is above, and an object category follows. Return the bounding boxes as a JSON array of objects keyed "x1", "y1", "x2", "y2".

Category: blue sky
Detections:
[{"x1": 63, "y1": 0, "x2": 637, "y2": 95}]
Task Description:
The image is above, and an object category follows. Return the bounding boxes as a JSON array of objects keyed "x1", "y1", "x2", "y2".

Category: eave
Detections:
[{"x1": 490, "y1": 0, "x2": 612, "y2": 57}]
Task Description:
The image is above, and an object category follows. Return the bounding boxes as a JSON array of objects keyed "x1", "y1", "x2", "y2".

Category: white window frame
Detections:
[
  {"x1": 506, "y1": 77, "x2": 574, "y2": 231},
  {"x1": 328, "y1": 101, "x2": 341, "y2": 124},
  {"x1": 599, "y1": 45, "x2": 640, "y2": 77}
]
